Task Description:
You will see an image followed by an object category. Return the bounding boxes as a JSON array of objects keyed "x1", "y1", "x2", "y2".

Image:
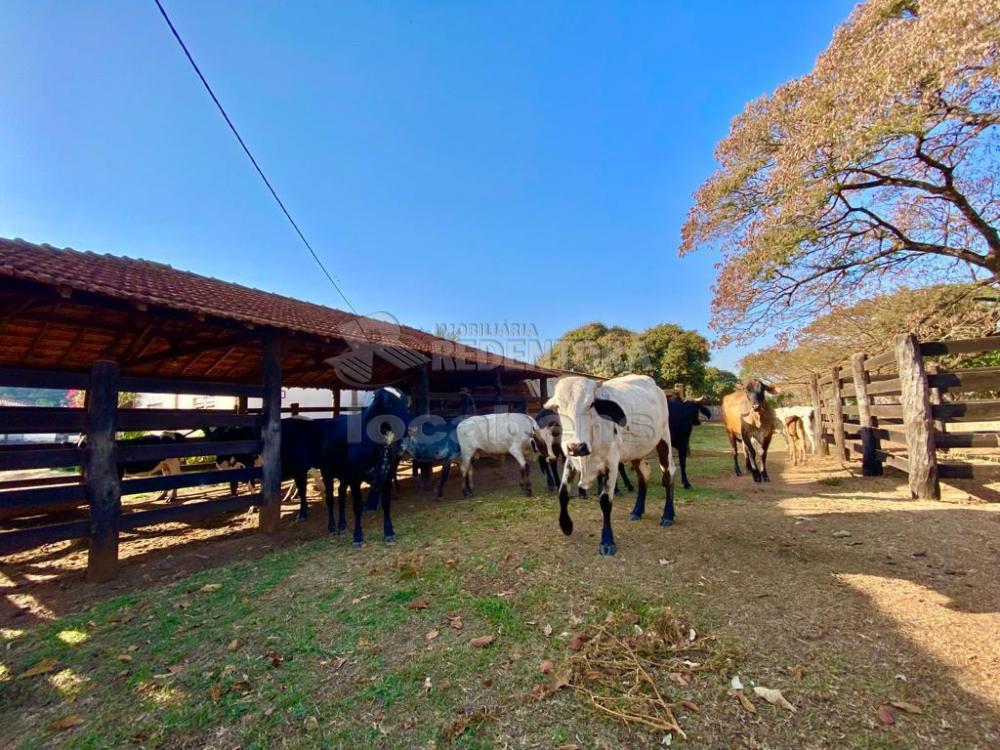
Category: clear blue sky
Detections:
[{"x1": 1, "y1": 1, "x2": 855, "y2": 371}]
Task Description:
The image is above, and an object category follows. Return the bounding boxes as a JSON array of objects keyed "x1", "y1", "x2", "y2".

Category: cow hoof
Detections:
[
  {"x1": 683, "y1": 482, "x2": 692, "y2": 490},
  {"x1": 752, "y1": 473, "x2": 762, "y2": 483},
  {"x1": 384, "y1": 533, "x2": 396, "y2": 543},
  {"x1": 351, "y1": 540, "x2": 364, "y2": 549},
  {"x1": 559, "y1": 516, "x2": 573, "y2": 536},
  {"x1": 327, "y1": 525, "x2": 337, "y2": 534},
  {"x1": 599, "y1": 543, "x2": 617, "y2": 556},
  {"x1": 762, "y1": 473, "x2": 770, "y2": 483},
  {"x1": 578, "y1": 488, "x2": 587, "y2": 499},
  {"x1": 461, "y1": 488, "x2": 472, "y2": 498},
  {"x1": 659, "y1": 518, "x2": 674, "y2": 527},
  {"x1": 629, "y1": 513, "x2": 642, "y2": 521},
  {"x1": 296, "y1": 514, "x2": 308, "y2": 523}
]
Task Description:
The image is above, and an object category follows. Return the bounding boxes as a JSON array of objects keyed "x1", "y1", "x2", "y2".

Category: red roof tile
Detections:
[{"x1": 0, "y1": 238, "x2": 551, "y2": 376}]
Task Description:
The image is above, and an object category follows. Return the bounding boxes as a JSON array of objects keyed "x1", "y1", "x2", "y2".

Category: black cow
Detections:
[
  {"x1": 283, "y1": 389, "x2": 411, "y2": 546},
  {"x1": 669, "y1": 398, "x2": 712, "y2": 489},
  {"x1": 400, "y1": 418, "x2": 462, "y2": 499},
  {"x1": 534, "y1": 407, "x2": 562, "y2": 490}
]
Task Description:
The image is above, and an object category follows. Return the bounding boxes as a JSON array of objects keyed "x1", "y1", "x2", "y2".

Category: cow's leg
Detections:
[
  {"x1": 364, "y1": 479, "x2": 381, "y2": 511},
  {"x1": 539, "y1": 456, "x2": 555, "y2": 490},
  {"x1": 743, "y1": 429, "x2": 761, "y2": 482},
  {"x1": 323, "y1": 472, "x2": 337, "y2": 533},
  {"x1": 350, "y1": 479, "x2": 365, "y2": 547},
  {"x1": 510, "y1": 446, "x2": 531, "y2": 496},
  {"x1": 617, "y1": 462, "x2": 634, "y2": 493},
  {"x1": 437, "y1": 460, "x2": 451, "y2": 499},
  {"x1": 656, "y1": 440, "x2": 677, "y2": 527},
  {"x1": 629, "y1": 458, "x2": 650, "y2": 520},
  {"x1": 727, "y1": 430, "x2": 742, "y2": 476},
  {"x1": 557, "y1": 460, "x2": 574, "y2": 537},
  {"x1": 678, "y1": 437, "x2": 692, "y2": 489},
  {"x1": 382, "y1": 476, "x2": 395, "y2": 542},
  {"x1": 295, "y1": 471, "x2": 310, "y2": 520},
  {"x1": 761, "y1": 433, "x2": 772, "y2": 482},
  {"x1": 336, "y1": 480, "x2": 348, "y2": 533},
  {"x1": 460, "y1": 454, "x2": 474, "y2": 498},
  {"x1": 599, "y1": 450, "x2": 620, "y2": 556}
]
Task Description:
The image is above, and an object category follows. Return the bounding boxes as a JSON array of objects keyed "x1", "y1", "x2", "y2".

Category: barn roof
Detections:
[{"x1": 0, "y1": 238, "x2": 555, "y2": 389}]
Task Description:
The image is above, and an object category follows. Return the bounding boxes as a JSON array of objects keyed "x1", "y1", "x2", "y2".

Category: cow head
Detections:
[
  {"x1": 533, "y1": 407, "x2": 562, "y2": 462},
  {"x1": 365, "y1": 387, "x2": 411, "y2": 444},
  {"x1": 743, "y1": 379, "x2": 776, "y2": 414},
  {"x1": 543, "y1": 377, "x2": 626, "y2": 458}
]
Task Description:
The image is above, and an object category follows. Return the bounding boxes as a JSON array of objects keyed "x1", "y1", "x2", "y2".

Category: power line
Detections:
[{"x1": 152, "y1": 0, "x2": 358, "y2": 314}]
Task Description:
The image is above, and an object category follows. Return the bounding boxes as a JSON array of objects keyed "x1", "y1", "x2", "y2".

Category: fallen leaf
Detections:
[
  {"x1": 265, "y1": 650, "x2": 284, "y2": 667},
  {"x1": 543, "y1": 623, "x2": 553, "y2": 638},
  {"x1": 470, "y1": 635, "x2": 495, "y2": 648},
  {"x1": 540, "y1": 659, "x2": 554, "y2": 674},
  {"x1": 209, "y1": 683, "x2": 224, "y2": 701},
  {"x1": 17, "y1": 657, "x2": 58, "y2": 680},
  {"x1": 735, "y1": 691, "x2": 756, "y2": 713},
  {"x1": 877, "y1": 705, "x2": 896, "y2": 725},
  {"x1": 402, "y1": 717, "x2": 416, "y2": 730},
  {"x1": 890, "y1": 700, "x2": 923, "y2": 715},
  {"x1": 331, "y1": 656, "x2": 348, "y2": 672},
  {"x1": 753, "y1": 686, "x2": 796, "y2": 712},
  {"x1": 423, "y1": 676, "x2": 432, "y2": 694},
  {"x1": 832, "y1": 530, "x2": 852, "y2": 538},
  {"x1": 117, "y1": 654, "x2": 133, "y2": 663},
  {"x1": 681, "y1": 699, "x2": 700, "y2": 712},
  {"x1": 227, "y1": 639, "x2": 240, "y2": 652},
  {"x1": 304, "y1": 716, "x2": 319, "y2": 731},
  {"x1": 658, "y1": 558, "x2": 674, "y2": 565},
  {"x1": 568, "y1": 633, "x2": 589, "y2": 651},
  {"x1": 199, "y1": 583, "x2": 222, "y2": 593},
  {"x1": 790, "y1": 664, "x2": 804, "y2": 680},
  {"x1": 425, "y1": 629, "x2": 440, "y2": 641},
  {"x1": 730, "y1": 675, "x2": 744, "y2": 691},
  {"x1": 49, "y1": 715, "x2": 84, "y2": 731},
  {"x1": 408, "y1": 598, "x2": 430, "y2": 610},
  {"x1": 448, "y1": 616, "x2": 463, "y2": 630}
]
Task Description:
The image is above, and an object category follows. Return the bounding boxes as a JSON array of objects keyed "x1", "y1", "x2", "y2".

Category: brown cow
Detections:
[
  {"x1": 784, "y1": 415, "x2": 806, "y2": 466},
  {"x1": 722, "y1": 380, "x2": 778, "y2": 482}
]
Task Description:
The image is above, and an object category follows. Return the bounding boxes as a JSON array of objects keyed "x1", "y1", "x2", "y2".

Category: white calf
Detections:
[{"x1": 456, "y1": 413, "x2": 540, "y2": 497}]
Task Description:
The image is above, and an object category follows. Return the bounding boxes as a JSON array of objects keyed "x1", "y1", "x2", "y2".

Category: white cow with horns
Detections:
[{"x1": 544, "y1": 374, "x2": 676, "y2": 556}]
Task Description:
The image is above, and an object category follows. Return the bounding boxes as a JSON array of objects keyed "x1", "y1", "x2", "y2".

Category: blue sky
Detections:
[{"x1": 0, "y1": 1, "x2": 855, "y2": 371}]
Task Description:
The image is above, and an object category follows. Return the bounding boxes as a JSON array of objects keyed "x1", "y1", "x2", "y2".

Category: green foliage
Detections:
[
  {"x1": 697, "y1": 366, "x2": 740, "y2": 401},
  {"x1": 538, "y1": 321, "x2": 712, "y2": 390},
  {"x1": 0, "y1": 387, "x2": 68, "y2": 407}
]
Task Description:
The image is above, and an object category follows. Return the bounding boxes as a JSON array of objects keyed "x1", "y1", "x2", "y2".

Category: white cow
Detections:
[
  {"x1": 456, "y1": 413, "x2": 540, "y2": 497},
  {"x1": 775, "y1": 406, "x2": 815, "y2": 453},
  {"x1": 544, "y1": 374, "x2": 676, "y2": 556}
]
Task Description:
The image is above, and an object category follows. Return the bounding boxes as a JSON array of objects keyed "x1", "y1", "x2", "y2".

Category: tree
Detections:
[
  {"x1": 739, "y1": 283, "x2": 1000, "y2": 386},
  {"x1": 681, "y1": 0, "x2": 1000, "y2": 345},
  {"x1": 697, "y1": 367, "x2": 740, "y2": 401},
  {"x1": 539, "y1": 322, "x2": 712, "y2": 391}
]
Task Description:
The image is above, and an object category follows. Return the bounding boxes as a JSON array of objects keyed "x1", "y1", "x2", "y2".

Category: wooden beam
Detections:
[
  {"x1": 810, "y1": 374, "x2": 827, "y2": 456},
  {"x1": 895, "y1": 333, "x2": 939, "y2": 500},
  {"x1": 123, "y1": 332, "x2": 256, "y2": 369},
  {"x1": 830, "y1": 366, "x2": 847, "y2": 460},
  {"x1": 258, "y1": 333, "x2": 282, "y2": 533},
  {"x1": 851, "y1": 352, "x2": 883, "y2": 476},
  {"x1": 84, "y1": 359, "x2": 121, "y2": 581}
]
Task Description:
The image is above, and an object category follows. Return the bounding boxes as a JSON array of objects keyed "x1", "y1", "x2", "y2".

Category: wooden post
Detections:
[
  {"x1": 895, "y1": 334, "x2": 940, "y2": 499},
  {"x1": 332, "y1": 388, "x2": 341, "y2": 417},
  {"x1": 290, "y1": 402, "x2": 300, "y2": 417},
  {"x1": 538, "y1": 378, "x2": 548, "y2": 402},
  {"x1": 830, "y1": 366, "x2": 847, "y2": 461},
  {"x1": 851, "y1": 352, "x2": 883, "y2": 476},
  {"x1": 236, "y1": 395, "x2": 248, "y2": 414},
  {"x1": 414, "y1": 365, "x2": 430, "y2": 416},
  {"x1": 258, "y1": 333, "x2": 283, "y2": 532},
  {"x1": 810, "y1": 374, "x2": 828, "y2": 456},
  {"x1": 85, "y1": 360, "x2": 121, "y2": 581}
]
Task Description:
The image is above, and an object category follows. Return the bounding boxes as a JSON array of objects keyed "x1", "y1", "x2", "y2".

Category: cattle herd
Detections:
[{"x1": 114, "y1": 375, "x2": 805, "y2": 556}]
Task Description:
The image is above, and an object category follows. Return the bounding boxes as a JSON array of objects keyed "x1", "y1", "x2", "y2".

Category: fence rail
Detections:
[{"x1": 809, "y1": 334, "x2": 1000, "y2": 499}]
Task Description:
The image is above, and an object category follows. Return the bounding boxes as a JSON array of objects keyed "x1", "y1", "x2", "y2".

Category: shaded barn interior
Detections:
[{"x1": 0, "y1": 238, "x2": 556, "y2": 579}]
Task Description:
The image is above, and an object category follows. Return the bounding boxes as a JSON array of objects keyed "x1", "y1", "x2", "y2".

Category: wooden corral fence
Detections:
[
  {"x1": 811, "y1": 334, "x2": 1000, "y2": 500},
  {"x1": 0, "y1": 342, "x2": 282, "y2": 581}
]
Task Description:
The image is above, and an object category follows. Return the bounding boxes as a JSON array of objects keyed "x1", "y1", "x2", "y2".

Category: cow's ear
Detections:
[
  {"x1": 543, "y1": 397, "x2": 558, "y2": 411},
  {"x1": 593, "y1": 398, "x2": 627, "y2": 427}
]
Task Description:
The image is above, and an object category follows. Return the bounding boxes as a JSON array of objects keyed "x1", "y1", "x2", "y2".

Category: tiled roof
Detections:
[{"x1": 0, "y1": 237, "x2": 550, "y2": 375}]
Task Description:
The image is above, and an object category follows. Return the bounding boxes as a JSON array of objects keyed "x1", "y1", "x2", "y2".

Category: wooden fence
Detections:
[
  {"x1": 0, "y1": 343, "x2": 282, "y2": 580},
  {"x1": 812, "y1": 334, "x2": 1000, "y2": 500}
]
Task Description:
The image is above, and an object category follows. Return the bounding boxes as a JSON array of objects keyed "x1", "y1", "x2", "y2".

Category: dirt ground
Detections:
[{"x1": 2, "y1": 426, "x2": 1000, "y2": 748}]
